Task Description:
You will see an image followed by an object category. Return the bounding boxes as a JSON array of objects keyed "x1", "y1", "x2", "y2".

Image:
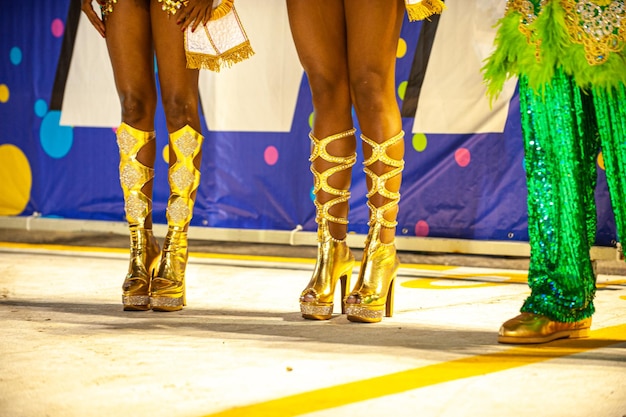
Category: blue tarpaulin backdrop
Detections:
[{"x1": 0, "y1": 0, "x2": 617, "y2": 247}]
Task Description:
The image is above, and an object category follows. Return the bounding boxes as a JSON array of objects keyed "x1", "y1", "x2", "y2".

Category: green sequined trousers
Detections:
[{"x1": 519, "y1": 69, "x2": 625, "y2": 322}]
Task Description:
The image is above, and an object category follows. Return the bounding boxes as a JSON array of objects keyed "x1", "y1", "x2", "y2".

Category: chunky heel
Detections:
[
  {"x1": 300, "y1": 129, "x2": 357, "y2": 320},
  {"x1": 116, "y1": 123, "x2": 160, "y2": 311},
  {"x1": 345, "y1": 131, "x2": 404, "y2": 323},
  {"x1": 151, "y1": 125, "x2": 203, "y2": 312}
]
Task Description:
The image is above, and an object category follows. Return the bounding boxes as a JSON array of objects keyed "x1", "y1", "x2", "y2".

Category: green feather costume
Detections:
[{"x1": 483, "y1": 0, "x2": 626, "y2": 322}]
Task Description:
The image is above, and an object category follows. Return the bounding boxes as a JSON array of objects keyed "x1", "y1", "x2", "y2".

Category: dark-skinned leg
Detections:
[
  {"x1": 150, "y1": 4, "x2": 203, "y2": 311},
  {"x1": 344, "y1": 0, "x2": 406, "y2": 322},
  {"x1": 105, "y1": 0, "x2": 160, "y2": 310},
  {"x1": 287, "y1": 0, "x2": 356, "y2": 320}
]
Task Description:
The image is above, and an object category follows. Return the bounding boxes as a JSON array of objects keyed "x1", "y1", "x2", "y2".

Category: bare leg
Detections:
[
  {"x1": 104, "y1": 0, "x2": 157, "y2": 228},
  {"x1": 287, "y1": 0, "x2": 356, "y2": 241},
  {"x1": 151, "y1": 3, "x2": 202, "y2": 233},
  {"x1": 288, "y1": 0, "x2": 357, "y2": 319},
  {"x1": 346, "y1": 0, "x2": 405, "y2": 245},
  {"x1": 343, "y1": 0, "x2": 405, "y2": 321},
  {"x1": 150, "y1": 4, "x2": 203, "y2": 311},
  {"x1": 104, "y1": 0, "x2": 160, "y2": 310}
]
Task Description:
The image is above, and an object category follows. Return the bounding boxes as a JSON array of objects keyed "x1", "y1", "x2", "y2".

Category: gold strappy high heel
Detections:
[
  {"x1": 117, "y1": 123, "x2": 161, "y2": 311},
  {"x1": 300, "y1": 129, "x2": 357, "y2": 320},
  {"x1": 346, "y1": 131, "x2": 404, "y2": 323},
  {"x1": 151, "y1": 125, "x2": 203, "y2": 312}
]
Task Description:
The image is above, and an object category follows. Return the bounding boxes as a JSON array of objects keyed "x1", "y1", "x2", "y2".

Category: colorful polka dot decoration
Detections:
[
  {"x1": 597, "y1": 152, "x2": 605, "y2": 170},
  {"x1": 264, "y1": 146, "x2": 279, "y2": 166},
  {"x1": 454, "y1": 148, "x2": 471, "y2": 167},
  {"x1": 0, "y1": 144, "x2": 32, "y2": 216},
  {"x1": 40, "y1": 111, "x2": 74, "y2": 159},
  {"x1": 1, "y1": 16, "x2": 77, "y2": 215},
  {"x1": 0, "y1": 84, "x2": 9, "y2": 103},
  {"x1": 51, "y1": 18, "x2": 65, "y2": 38},
  {"x1": 10, "y1": 47, "x2": 22, "y2": 65}
]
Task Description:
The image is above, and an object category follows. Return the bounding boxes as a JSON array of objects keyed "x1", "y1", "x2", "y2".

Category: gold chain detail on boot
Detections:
[
  {"x1": 117, "y1": 123, "x2": 161, "y2": 310},
  {"x1": 152, "y1": 125, "x2": 204, "y2": 311},
  {"x1": 346, "y1": 131, "x2": 404, "y2": 323},
  {"x1": 300, "y1": 128, "x2": 357, "y2": 320}
]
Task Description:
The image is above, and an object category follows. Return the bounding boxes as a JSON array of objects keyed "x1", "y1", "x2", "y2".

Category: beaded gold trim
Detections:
[
  {"x1": 562, "y1": 0, "x2": 626, "y2": 65},
  {"x1": 157, "y1": 0, "x2": 187, "y2": 16},
  {"x1": 505, "y1": 0, "x2": 547, "y2": 59},
  {"x1": 100, "y1": 0, "x2": 117, "y2": 17},
  {"x1": 100, "y1": 0, "x2": 186, "y2": 17},
  {"x1": 506, "y1": 0, "x2": 626, "y2": 65}
]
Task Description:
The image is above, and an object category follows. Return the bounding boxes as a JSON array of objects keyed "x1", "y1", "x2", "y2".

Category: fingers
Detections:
[
  {"x1": 80, "y1": 0, "x2": 106, "y2": 37},
  {"x1": 177, "y1": 1, "x2": 214, "y2": 31}
]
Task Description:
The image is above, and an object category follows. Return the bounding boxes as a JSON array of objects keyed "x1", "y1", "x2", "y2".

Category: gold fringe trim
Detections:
[
  {"x1": 209, "y1": 0, "x2": 235, "y2": 21},
  {"x1": 406, "y1": 0, "x2": 447, "y2": 22},
  {"x1": 185, "y1": 41, "x2": 255, "y2": 72}
]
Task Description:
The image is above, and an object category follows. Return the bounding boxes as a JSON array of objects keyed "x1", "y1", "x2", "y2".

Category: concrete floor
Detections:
[{"x1": 1, "y1": 229, "x2": 625, "y2": 417}]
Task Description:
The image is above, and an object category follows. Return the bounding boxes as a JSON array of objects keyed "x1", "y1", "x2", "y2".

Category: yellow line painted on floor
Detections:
[{"x1": 201, "y1": 324, "x2": 626, "y2": 417}]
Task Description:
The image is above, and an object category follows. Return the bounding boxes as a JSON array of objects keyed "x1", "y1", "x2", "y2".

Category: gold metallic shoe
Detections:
[
  {"x1": 346, "y1": 131, "x2": 404, "y2": 323},
  {"x1": 117, "y1": 123, "x2": 161, "y2": 311},
  {"x1": 151, "y1": 125, "x2": 203, "y2": 312},
  {"x1": 498, "y1": 312, "x2": 592, "y2": 344},
  {"x1": 300, "y1": 129, "x2": 357, "y2": 320}
]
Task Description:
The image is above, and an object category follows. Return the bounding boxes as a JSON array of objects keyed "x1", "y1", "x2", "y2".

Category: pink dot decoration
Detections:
[
  {"x1": 454, "y1": 148, "x2": 471, "y2": 167},
  {"x1": 414, "y1": 220, "x2": 429, "y2": 237},
  {"x1": 51, "y1": 19, "x2": 65, "y2": 38},
  {"x1": 264, "y1": 146, "x2": 279, "y2": 166}
]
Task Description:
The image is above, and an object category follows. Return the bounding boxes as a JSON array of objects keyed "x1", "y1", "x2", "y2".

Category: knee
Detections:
[
  {"x1": 350, "y1": 69, "x2": 388, "y2": 114},
  {"x1": 118, "y1": 92, "x2": 155, "y2": 127},
  {"x1": 306, "y1": 68, "x2": 350, "y2": 109},
  {"x1": 161, "y1": 94, "x2": 198, "y2": 130}
]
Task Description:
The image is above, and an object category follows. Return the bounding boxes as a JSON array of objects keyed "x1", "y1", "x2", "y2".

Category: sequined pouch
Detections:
[{"x1": 184, "y1": 0, "x2": 254, "y2": 72}]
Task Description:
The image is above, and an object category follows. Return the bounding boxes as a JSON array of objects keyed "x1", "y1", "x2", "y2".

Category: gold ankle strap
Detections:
[
  {"x1": 117, "y1": 123, "x2": 156, "y2": 226},
  {"x1": 167, "y1": 125, "x2": 204, "y2": 228},
  {"x1": 361, "y1": 131, "x2": 405, "y2": 233},
  {"x1": 310, "y1": 129, "x2": 357, "y2": 237}
]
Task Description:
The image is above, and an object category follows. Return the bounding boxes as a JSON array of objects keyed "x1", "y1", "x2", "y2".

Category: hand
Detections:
[
  {"x1": 177, "y1": 0, "x2": 215, "y2": 32},
  {"x1": 81, "y1": 0, "x2": 106, "y2": 38}
]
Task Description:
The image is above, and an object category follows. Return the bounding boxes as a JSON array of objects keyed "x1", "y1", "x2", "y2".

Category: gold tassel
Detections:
[
  {"x1": 209, "y1": 0, "x2": 234, "y2": 21},
  {"x1": 406, "y1": 0, "x2": 446, "y2": 22},
  {"x1": 185, "y1": 41, "x2": 255, "y2": 72}
]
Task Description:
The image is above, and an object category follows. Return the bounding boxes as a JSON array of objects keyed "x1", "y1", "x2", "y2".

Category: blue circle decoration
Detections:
[
  {"x1": 34, "y1": 99, "x2": 48, "y2": 118},
  {"x1": 310, "y1": 185, "x2": 315, "y2": 201},
  {"x1": 40, "y1": 111, "x2": 74, "y2": 159},
  {"x1": 10, "y1": 47, "x2": 22, "y2": 65}
]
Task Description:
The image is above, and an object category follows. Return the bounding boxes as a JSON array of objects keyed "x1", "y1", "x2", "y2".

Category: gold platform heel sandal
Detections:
[
  {"x1": 498, "y1": 313, "x2": 592, "y2": 344},
  {"x1": 151, "y1": 125, "x2": 203, "y2": 312},
  {"x1": 117, "y1": 123, "x2": 161, "y2": 311},
  {"x1": 346, "y1": 131, "x2": 404, "y2": 323},
  {"x1": 300, "y1": 129, "x2": 357, "y2": 320}
]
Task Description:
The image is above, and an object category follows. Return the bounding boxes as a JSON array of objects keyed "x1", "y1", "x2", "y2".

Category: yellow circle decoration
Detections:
[
  {"x1": 0, "y1": 84, "x2": 9, "y2": 103},
  {"x1": 397, "y1": 38, "x2": 407, "y2": 58},
  {"x1": 597, "y1": 152, "x2": 605, "y2": 170},
  {"x1": 0, "y1": 144, "x2": 32, "y2": 215},
  {"x1": 308, "y1": 112, "x2": 314, "y2": 129},
  {"x1": 162, "y1": 144, "x2": 170, "y2": 164}
]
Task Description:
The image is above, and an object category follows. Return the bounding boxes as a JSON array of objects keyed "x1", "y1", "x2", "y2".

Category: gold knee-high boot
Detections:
[
  {"x1": 151, "y1": 125, "x2": 203, "y2": 312},
  {"x1": 346, "y1": 131, "x2": 404, "y2": 323},
  {"x1": 300, "y1": 128, "x2": 357, "y2": 320},
  {"x1": 117, "y1": 123, "x2": 161, "y2": 311}
]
